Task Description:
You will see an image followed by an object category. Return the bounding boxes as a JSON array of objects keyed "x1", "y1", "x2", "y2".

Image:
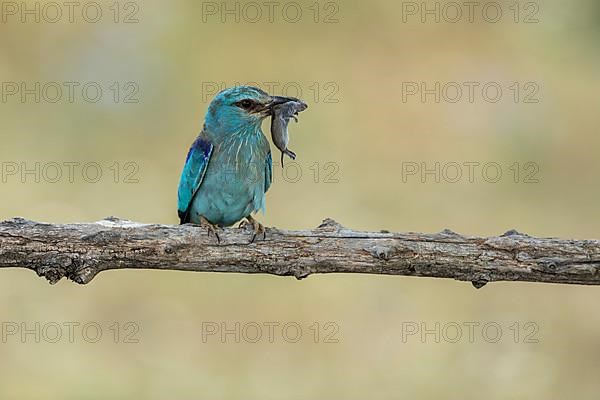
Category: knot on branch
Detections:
[
  {"x1": 317, "y1": 218, "x2": 345, "y2": 232},
  {"x1": 370, "y1": 245, "x2": 394, "y2": 261},
  {"x1": 440, "y1": 228, "x2": 461, "y2": 236},
  {"x1": 502, "y1": 229, "x2": 529, "y2": 237},
  {"x1": 35, "y1": 255, "x2": 97, "y2": 285},
  {"x1": 471, "y1": 280, "x2": 488, "y2": 289},
  {"x1": 3, "y1": 217, "x2": 34, "y2": 227}
]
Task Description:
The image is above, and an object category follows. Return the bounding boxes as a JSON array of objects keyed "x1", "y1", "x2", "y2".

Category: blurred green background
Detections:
[{"x1": 1, "y1": 0, "x2": 600, "y2": 398}]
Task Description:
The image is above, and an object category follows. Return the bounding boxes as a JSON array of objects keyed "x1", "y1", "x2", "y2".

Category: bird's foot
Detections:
[
  {"x1": 200, "y1": 216, "x2": 221, "y2": 244},
  {"x1": 240, "y1": 215, "x2": 266, "y2": 243}
]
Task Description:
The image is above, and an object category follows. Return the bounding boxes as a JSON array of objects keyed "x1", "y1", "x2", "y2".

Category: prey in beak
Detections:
[{"x1": 268, "y1": 96, "x2": 308, "y2": 166}]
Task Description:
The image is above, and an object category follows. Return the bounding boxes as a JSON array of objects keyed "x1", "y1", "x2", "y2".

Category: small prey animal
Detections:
[
  {"x1": 177, "y1": 86, "x2": 308, "y2": 243},
  {"x1": 270, "y1": 98, "x2": 308, "y2": 166}
]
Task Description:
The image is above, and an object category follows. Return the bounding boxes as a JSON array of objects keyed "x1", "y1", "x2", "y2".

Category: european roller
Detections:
[{"x1": 177, "y1": 86, "x2": 306, "y2": 242}]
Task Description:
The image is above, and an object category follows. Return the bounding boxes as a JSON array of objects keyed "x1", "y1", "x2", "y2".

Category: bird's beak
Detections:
[
  {"x1": 269, "y1": 96, "x2": 308, "y2": 108},
  {"x1": 266, "y1": 96, "x2": 308, "y2": 114},
  {"x1": 255, "y1": 96, "x2": 308, "y2": 118},
  {"x1": 269, "y1": 96, "x2": 300, "y2": 106}
]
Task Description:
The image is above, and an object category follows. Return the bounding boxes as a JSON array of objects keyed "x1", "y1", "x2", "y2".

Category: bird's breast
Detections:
[
  {"x1": 213, "y1": 133, "x2": 270, "y2": 178},
  {"x1": 190, "y1": 133, "x2": 269, "y2": 226}
]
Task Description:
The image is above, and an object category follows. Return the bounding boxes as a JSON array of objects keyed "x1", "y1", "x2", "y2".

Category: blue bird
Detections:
[{"x1": 177, "y1": 86, "x2": 300, "y2": 241}]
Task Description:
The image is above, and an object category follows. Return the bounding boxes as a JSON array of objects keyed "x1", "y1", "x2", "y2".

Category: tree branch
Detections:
[{"x1": 0, "y1": 217, "x2": 599, "y2": 287}]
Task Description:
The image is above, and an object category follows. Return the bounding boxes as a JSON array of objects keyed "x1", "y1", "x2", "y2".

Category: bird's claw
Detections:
[
  {"x1": 242, "y1": 216, "x2": 266, "y2": 243},
  {"x1": 200, "y1": 216, "x2": 221, "y2": 244}
]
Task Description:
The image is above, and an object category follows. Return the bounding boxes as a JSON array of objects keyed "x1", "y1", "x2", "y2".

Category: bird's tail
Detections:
[{"x1": 178, "y1": 210, "x2": 189, "y2": 225}]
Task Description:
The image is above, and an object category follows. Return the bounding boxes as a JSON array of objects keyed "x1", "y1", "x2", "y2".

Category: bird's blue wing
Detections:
[
  {"x1": 177, "y1": 136, "x2": 213, "y2": 224},
  {"x1": 264, "y1": 151, "x2": 273, "y2": 193}
]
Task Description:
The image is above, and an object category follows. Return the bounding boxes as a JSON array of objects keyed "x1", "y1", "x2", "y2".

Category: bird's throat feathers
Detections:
[{"x1": 202, "y1": 118, "x2": 269, "y2": 175}]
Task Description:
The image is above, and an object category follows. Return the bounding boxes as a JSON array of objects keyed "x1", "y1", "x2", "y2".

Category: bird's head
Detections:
[{"x1": 204, "y1": 86, "x2": 301, "y2": 136}]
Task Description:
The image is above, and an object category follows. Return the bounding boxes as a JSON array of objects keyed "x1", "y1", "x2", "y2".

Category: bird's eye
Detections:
[{"x1": 239, "y1": 99, "x2": 253, "y2": 109}]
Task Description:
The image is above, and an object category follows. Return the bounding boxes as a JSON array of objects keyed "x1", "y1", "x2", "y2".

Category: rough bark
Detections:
[{"x1": 0, "y1": 217, "x2": 599, "y2": 287}]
